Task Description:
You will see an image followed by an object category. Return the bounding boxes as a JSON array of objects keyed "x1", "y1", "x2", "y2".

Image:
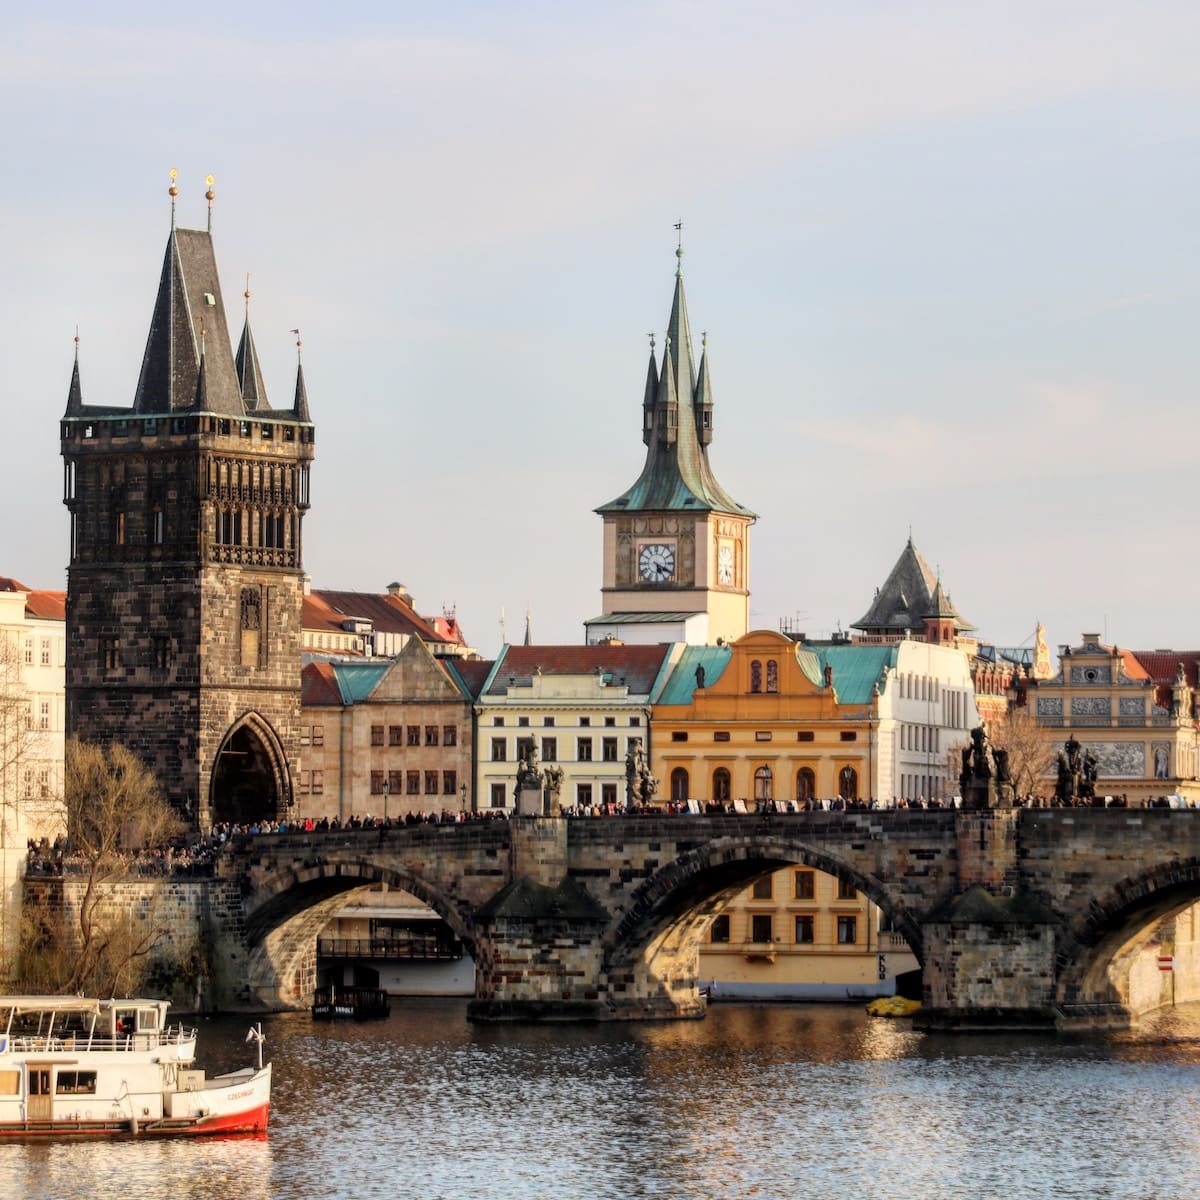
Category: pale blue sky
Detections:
[{"x1": 4, "y1": 2, "x2": 1200, "y2": 657}]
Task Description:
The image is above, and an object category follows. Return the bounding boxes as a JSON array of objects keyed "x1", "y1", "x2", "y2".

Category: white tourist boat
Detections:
[{"x1": 0, "y1": 996, "x2": 271, "y2": 1137}]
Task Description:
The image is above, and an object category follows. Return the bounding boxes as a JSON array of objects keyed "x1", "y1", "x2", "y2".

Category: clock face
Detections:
[
  {"x1": 717, "y1": 543, "x2": 735, "y2": 585},
  {"x1": 638, "y1": 542, "x2": 676, "y2": 583}
]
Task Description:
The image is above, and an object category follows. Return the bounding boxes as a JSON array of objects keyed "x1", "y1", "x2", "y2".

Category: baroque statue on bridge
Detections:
[{"x1": 960, "y1": 724, "x2": 1014, "y2": 809}]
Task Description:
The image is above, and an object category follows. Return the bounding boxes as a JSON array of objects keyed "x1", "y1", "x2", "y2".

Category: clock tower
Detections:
[{"x1": 586, "y1": 244, "x2": 755, "y2": 646}]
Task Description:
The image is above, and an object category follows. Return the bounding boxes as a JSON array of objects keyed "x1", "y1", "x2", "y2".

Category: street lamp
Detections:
[
  {"x1": 460, "y1": 782, "x2": 468, "y2": 815},
  {"x1": 382, "y1": 777, "x2": 390, "y2": 825}
]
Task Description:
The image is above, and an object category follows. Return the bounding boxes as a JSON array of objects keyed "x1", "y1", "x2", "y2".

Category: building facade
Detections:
[{"x1": 60, "y1": 188, "x2": 314, "y2": 828}]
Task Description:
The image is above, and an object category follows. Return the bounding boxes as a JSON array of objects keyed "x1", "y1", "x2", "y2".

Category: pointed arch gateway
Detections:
[{"x1": 210, "y1": 712, "x2": 291, "y2": 825}]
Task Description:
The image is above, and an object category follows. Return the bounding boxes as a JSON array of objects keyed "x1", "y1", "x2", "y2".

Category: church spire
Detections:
[
  {"x1": 64, "y1": 331, "x2": 83, "y2": 416},
  {"x1": 597, "y1": 237, "x2": 753, "y2": 520},
  {"x1": 235, "y1": 276, "x2": 269, "y2": 412},
  {"x1": 290, "y1": 329, "x2": 311, "y2": 422}
]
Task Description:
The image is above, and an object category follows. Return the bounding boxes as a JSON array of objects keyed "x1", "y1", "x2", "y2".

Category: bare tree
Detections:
[
  {"x1": 22, "y1": 738, "x2": 183, "y2": 995},
  {"x1": 990, "y1": 706, "x2": 1057, "y2": 799}
]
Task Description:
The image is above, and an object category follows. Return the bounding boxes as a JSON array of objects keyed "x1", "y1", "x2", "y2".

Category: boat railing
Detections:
[{"x1": 3, "y1": 1024, "x2": 198, "y2": 1054}]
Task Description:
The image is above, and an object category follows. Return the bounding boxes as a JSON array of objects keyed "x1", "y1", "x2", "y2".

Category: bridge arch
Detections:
[
  {"x1": 238, "y1": 855, "x2": 480, "y2": 1009},
  {"x1": 602, "y1": 834, "x2": 923, "y2": 1014},
  {"x1": 1055, "y1": 857, "x2": 1200, "y2": 1010}
]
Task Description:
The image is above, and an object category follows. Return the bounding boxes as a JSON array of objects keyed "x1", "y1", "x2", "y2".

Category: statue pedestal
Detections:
[
  {"x1": 962, "y1": 779, "x2": 1014, "y2": 810},
  {"x1": 515, "y1": 785, "x2": 545, "y2": 817}
]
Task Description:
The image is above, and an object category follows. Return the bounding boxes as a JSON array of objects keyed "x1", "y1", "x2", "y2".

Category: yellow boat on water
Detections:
[{"x1": 866, "y1": 996, "x2": 921, "y2": 1018}]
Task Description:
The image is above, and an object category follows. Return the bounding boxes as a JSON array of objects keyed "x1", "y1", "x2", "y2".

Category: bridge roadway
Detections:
[{"x1": 212, "y1": 807, "x2": 1200, "y2": 1030}]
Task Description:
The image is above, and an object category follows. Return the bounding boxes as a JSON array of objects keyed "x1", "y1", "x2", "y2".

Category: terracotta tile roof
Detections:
[
  {"x1": 1128, "y1": 651, "x2": 1200, "y2": 687},
  {"x1": 0, "y1": 578, "x2": 31, "y2": 592},
  {"x1": 301, "y1": 662, "x2": 343, "y2": 707},
  {"x1": 445, "y1": 658, "x2": 494, "y2": 699},
  {"x1": 304, "y1": 589, "x2": 449, "y2": 643},
  {"x1": 25, "y1": 591, "x2": 66, "y2": 621},
  {"x1": 1114, "y1": 648, "x2": 1151, "y2": 682},
  {"x1": 486, "y1": 644, "x2": 672, "y2": 697}
]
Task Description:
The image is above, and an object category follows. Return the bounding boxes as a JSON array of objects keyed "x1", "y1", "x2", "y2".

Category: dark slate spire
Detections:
[
  {"x1": 133, "y1": 227, "x2": 246, "y2": 417},
  {"x1": 292, "y1": 361, "x2": 311, "y2": 423},
  {"x1": 641, "y1": 337, "x2": 658, "y2": 447},
  {"x1": 191, "y1": 337, "x2": 210, "y2": 411},
  {"x1": 597, "y1": 244, "x2": 754, "y2": 519},
  {"x1": 523, "y1": 609, "x2": 532, "y2": 646},
  {"x1": 853, "y1": 536, "x2": 975, "y2": 635},
  {"x1": 235, "y1": 280, "x2": 269, "y2": 412},
  {"x1": 64, "y1": 334, "x2": 83, "y2": 416}
]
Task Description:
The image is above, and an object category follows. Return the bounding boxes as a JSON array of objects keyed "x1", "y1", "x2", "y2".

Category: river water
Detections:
[{"x1": 3, "y1": 1000, "x2": 1200, "y2": 1200}]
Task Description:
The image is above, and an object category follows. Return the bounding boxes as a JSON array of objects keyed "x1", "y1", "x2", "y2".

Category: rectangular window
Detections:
[
  {"x1": 310, "y1": 771, "x2": 324, "y2": 795},
  {"x1": 424, "y1": 770, "x2": 438, "y2": 795},
  {"x1": 751, "y1": 914, "x2": 773, "y2": 943},
  {"x1": 491, "y1": 738, "x2": 507, "y2": 762},
  {"x1": 406, "y1": 770, "x2": 420, "y2": 795},
  {"x1": 370, "y1": 725, "x2": 384, "y2": 747},
  {"x1": 577, "y1": 737, "x2": 593, "y2": 762},
  {"x1": 22, "y1": 640, "x2": 32, "y2": 666},
  {"x1": 576, "y1": 782, "x2": 593, "y2": 806},
  {"x1": 796, "y1": 731, "x2": 814, "y2": 742},
  {"x1": 388, "y1": 769, "x2": 403, "y2": 795},
  {"x1": 103, "y1": 637, "x2": 120, "y2": 672},
  {"x1": 425, "y1": 726, "x2": 439, "y2": 746},
  {"x1": 543, "y1": 717, "x2": 555, "y2": 727},
  {"x1": 298, "y1": 770, "x2": 310, "y2": 795},
  {"x1": 312, "y1": 726, "x2": 324, "y2": 747},
  {"x1": 837, "y1": 878, "x2": 857, "y2": 901},
  {"x1": 38, "y1": 700, "x2": 49, "y2": 731},
  {"x1": 671, "y1": 731, "x2": 688, "y2": 743},
  {"x1": 755, "y1": 731, "x2": 772, "y2": 742},
  {"x1": 711, "y1": 914, "x2": 730, "y2": 943},
  {"x1": 388, "y1": 725, "x2": 403, "y2": 746},
  {"x1": 490, "y1": 783, "x2": 506, "y2": 808},
  {"x1": 493, "y1": 716, "x2": 504, "y2": 726},
  {"x1": 714, "y1": 731, "x2": 731, "y2": 743},
  {"x1": 443, "y1": 725, "x2": 457, "y2": 747},
  {"x1": 629, "y1": 717, "x2": 641, "y2": 727},
  {"x1": 370, "y1": 771, "x2": 384, "y2": 795},
  {"x1": 602, "y1": 737, "x2": 619, "y2": 762},
  {"x1": 55, "y1": 1071, "x2": 97, "y2": 1095},
  {"x1": 407, "y1": 725, "x2": 421, "y2": 747},
  {"x1": 518, "y1": 716, "x2": 529, "y2": 727},
  {"x1": 794, "y1": 915, "x2": 815, "y2": 944},
  {"x1": 794, "y1": 870, "x2": 815, "y2": 900},
  {"x1": 604, "y1": 717, "x2": 616, "y2": 727},
  {"x1": 443, "y1": 770, "x2": 457, "y2": 796},
  {"x1": 153, "y1": 637, "x2": 170, "y2": 670},
  {"x1": 579, "y1": 717, "x2": 591, "y2": 727},
  {"x1": 837, "y1": 916, "x2": 858, "y2": 944},
  {"x1": 840, "y1": 731, "x2": 857, "y2": 742},
  {"x1": 542, "y1": 737, "x2": 557, "y2": 762},
  {"x1": 751, "y1": 877, "x2": 773, "y2": 900},
  {"x1": 601, "y1": 782, "x2": 618, "y2": 806},
  {"x1": 40, "y1": 639, "x2": 51, "y2": 666}
]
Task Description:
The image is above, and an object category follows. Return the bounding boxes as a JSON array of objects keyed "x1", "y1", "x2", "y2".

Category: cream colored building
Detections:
[{"x1": 0, "y1": 579, "x2": 67, "y2": 976}]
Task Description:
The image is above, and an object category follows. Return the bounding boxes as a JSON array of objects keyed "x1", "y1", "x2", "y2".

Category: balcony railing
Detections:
[{"x1": 317, "y1": 936, "x2": 464, "y2": 962}]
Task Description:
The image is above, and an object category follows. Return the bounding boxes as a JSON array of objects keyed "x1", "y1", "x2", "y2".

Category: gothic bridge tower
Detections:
[
  {"x1": 60, "y1": 179, "x2": 315, "y2": 829},
  {"x1": 588, "y1": 243, "x2": 755, "y2": 646}
]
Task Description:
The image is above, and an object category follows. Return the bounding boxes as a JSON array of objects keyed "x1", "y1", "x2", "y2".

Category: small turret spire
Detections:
[
  {"x1": 290, "y1": 329, "x2": 311, "y2": 422},
  {"x1": 65, "y1": 328, "x2": 84, "y2": 415},
  {"x1": 523, "y1": 609, "x2": 532, "y2": 646},
  {"x1": 235, "y1": 274, "x2": 268, "y2": 412}
]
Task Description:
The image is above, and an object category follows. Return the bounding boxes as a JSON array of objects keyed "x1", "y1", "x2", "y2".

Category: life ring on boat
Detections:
[{"x1": 142, "y1": 1108, "x2": 150, "y2": 1116}]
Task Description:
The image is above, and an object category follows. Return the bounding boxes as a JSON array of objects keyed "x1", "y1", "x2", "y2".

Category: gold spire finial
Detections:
[
  {"x1": 168, "y1": 167, "x2": 179, "y2": 228},
  {"x1": 290, "y1": 328, "x2": 302, "y2": 360},
  {"x1": 648, "y1": 331, "x2": 655, "y2": 352},
  {"x1": 244, "y1": 272, "x2": 252, "y2": 311},
  {"x1": 674, "y1": 220, "x2": 683, "y2": 274},
  {"x1": 205, "y1": 174, "x2": 215, "y2": 232}
]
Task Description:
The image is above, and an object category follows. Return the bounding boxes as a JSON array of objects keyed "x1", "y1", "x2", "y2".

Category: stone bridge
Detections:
[{"x1": 206, "y1": 807, "x2": 1200, "y2": 1030}]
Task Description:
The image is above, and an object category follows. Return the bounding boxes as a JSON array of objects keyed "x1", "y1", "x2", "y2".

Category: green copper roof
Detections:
[
  {"x1": 330, "y1": 662, "x2": 390, "y2": 704},
  {"x1": 811, "y1": 645, "x2": 897, "y2": 706},
  {"x1": 597, "y1": 251, "x2": 754, "y2": 519},
  {"x1": 658, "y1": 645, "x2": 733, "y2": 704}
]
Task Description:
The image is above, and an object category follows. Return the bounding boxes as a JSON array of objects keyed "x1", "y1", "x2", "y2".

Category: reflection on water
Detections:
[{"x1": 4, "y1": 1000, "x2": 1200, "y2": 1199}]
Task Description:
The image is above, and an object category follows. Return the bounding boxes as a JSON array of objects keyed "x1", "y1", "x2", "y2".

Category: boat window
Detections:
[
  {"x1": 55, "y1": 1071, "x2": 97, "y2": 1095},
  {"x1": 28, "y1": 1069, "x2": 51, "y2": 1096},
  {"x1": 0, "y1": 1071, "x2": 18, "y2": 1095},
  {"x1": 137, "y1": 1009, "x2": 159, "y2": 1033}
]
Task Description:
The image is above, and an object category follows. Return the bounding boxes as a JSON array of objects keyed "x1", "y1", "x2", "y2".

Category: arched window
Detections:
[
  {"x1": 839, "y1": 766, "x2": 858, "y2": 801},
  {"x1": 712, "y1": 768, "x2": 731, "y2": 803},
  {"x1": 750, "y1": 660, "x2": 763, "y2": 693},
  {"x1": 754, "y1": 765, "x2": 773, "y2": 802},
  {"x1": 766, "y1": 660, "x2": 778, "y2": 693},
  {"x1": 670, "y1": 767, "x2": 689, "y2": 803},
  {"x1": 796, "y1": 767, "x2": 815, "y2": 803}
]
